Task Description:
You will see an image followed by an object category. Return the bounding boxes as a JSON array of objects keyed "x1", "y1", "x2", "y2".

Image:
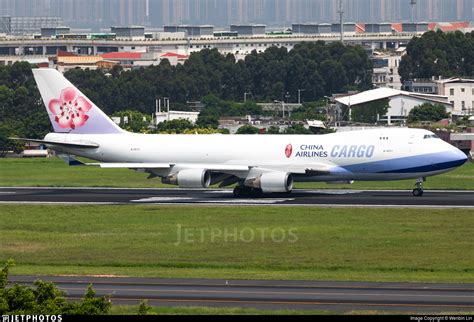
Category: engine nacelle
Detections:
[
  {"x1": 162, "y1": 169, "x2": 211, "y2": 188},
  {"x1": 245, "y1": 172, "x2": 293, "y2": 193}
]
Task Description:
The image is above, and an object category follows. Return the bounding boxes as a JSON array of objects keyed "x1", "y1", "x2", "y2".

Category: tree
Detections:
[
  {"x1": 236, "y1": 125, "x2": 259, "y2": 134},
  {"x1": 156, "y1": 119, "x2": 195, "y2": 134},
  {"x1": 399, "y1": 30, "x2": 474, "y2": 82},
  {"x1": 0, "y1": 125, "x2": 24, "y2": 157},
  {"x1": 0, "y1": 85, "x2": 14, "y2": 115},
  {"x1": 351, "y1": 99, "x2": 390, "y2": 124},
  {"x1": 196, "y1": 115, "x2": 219, "y2": 129},
  {"x1": 290, "y1": 101, "x2": 328, "y2": 121},
  {"x1": 283, "y1": 124, "x2": 313, "y2": 134},
  {"x1": 0, "y1": 260, "x2": 111, "y2": 315},
  {"x1": 407, "y1": 103, "x2": 449, "y2": 123},
  {"x1": 0, "y1": 62, "x2": 52, "y2": 141},
  {"x1": 112, "y1": 110, "x2": 150, "y2": 133}
]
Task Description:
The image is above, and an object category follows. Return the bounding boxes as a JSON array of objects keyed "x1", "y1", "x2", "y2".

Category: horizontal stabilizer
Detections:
[{"x1": 10, "y1": 137, "x2": 99, "y2": 149}]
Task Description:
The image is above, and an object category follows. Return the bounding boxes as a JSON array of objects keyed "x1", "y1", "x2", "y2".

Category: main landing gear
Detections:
[
  {"x1": 412, "y1": 177, "x2": 425, "y2": 197},
  {"x1": 233, "y1": 185, "x2": 263, "y2": 197}
]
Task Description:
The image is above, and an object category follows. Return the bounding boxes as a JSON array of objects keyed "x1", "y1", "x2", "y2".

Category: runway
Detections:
[
  {"x1": 1, "y1": 187, "x2": 474, "y2": 208},
  {"x1": 8, "y1": 276, "x2": 474, "y2": 312}
]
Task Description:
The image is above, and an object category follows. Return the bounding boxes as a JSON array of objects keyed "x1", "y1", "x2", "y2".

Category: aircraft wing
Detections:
[
  {"x1": 77, "y1": 160, "x2": 328, "y2": 175},
  {"x1": 59, "y1": 154, "x2": 330, "y2": 179},
  {"x1": 60, "y1": 156, "x2": 250, "y2": 173},
  {"x1": 91, "y1": 163, "x2": 250, "y2": 171},
  {"x1": 95, "y1": 163, "x2": 171, "y2": 169}
]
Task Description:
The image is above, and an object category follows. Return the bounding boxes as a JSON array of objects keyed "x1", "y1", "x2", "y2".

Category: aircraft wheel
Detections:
[
  {"x1": 250, "y1": 188, "x2": 264, "y2": 197},
  {"x1": 412, "y1": 188, "x2": 424, "y2": 197},
  {"x1": 233, "y1": 186, "x2": 245, "y2": 197},
  {"x1": 233, "y1": 186, "x2": 263, "y2": 198}
]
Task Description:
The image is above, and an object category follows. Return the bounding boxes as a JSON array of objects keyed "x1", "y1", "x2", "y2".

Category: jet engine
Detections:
[
  {"x1": 245, "y1": 172, "x2": 293, "y2": 193},
  {"x1": 162, "y1": 169, "x2": 211, "y2": 188}
]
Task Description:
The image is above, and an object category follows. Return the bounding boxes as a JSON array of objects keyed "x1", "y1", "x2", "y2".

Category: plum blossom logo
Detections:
[
  {"x1": 285, "y1": 144, "x2": 293, "y2": 158},
  {"x1": 48, "y1": 87, "x2": 92, "y2": 129}
]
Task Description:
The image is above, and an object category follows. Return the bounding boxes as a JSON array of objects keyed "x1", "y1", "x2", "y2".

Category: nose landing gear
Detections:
[{"x1": 412, "y1": 177, "x2": 425, "y2": 197}]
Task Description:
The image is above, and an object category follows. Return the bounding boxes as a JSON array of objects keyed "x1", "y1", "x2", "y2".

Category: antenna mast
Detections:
[
  {"x1": 338, "y1": 0, "x2": 344, "y2": 43},
  {"x1": 410, "y1": 0, "x2": 417, "y2": 23}
]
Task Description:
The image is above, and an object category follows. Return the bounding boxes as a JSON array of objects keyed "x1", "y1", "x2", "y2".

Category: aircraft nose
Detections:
[{"x1": 451, "y1": 148, "x2": 468, "y2": 166}]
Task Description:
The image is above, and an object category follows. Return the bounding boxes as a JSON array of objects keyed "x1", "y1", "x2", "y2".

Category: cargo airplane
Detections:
[{"x1": 21, "y1": 68, "x2": 467, "y2": 197}]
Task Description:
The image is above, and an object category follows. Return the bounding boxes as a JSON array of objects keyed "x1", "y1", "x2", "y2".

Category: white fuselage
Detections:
[{"x1": 44, "y1": 128, "x2": 467, "y2": 182}]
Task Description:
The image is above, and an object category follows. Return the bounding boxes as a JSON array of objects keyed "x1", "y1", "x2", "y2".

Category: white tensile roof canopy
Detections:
[{"x1": 335, "y1": 87, "x2": 449, "y2": 107}]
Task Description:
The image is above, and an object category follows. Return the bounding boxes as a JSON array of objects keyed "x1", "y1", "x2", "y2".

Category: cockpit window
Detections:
[{"x1": 423, "y1": 134, "x2": 439, "y2": 139}]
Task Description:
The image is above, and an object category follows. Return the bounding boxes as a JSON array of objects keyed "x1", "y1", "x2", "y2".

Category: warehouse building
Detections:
[
  {"x1": 111, "y1": 26, "x2": 145, "y2": 39},
  {"x1": 230, "y1": 24, "x2": 266, "y2": 36},
  {"x1": 164, "y1": 25, "x2": 214, "y2": 37},
  {"x1": 335, "y1": 87, "x2": 452, "y2": 125}
]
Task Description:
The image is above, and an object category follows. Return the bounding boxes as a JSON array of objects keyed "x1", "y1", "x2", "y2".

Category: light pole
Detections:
[
  {"x1": 278, "y1": 92, "x2": 290, "y2": 118},
  {"x1": 244, "y1": 92, "x2": 251, "y2": 103},
  {"x1": 298, "y1": 89, "x2": 306, "y2": 104},
  {"x1": 274, "y1": 100, "x2": 285, "y2": 119},
  {"x1": 324, "y1": 95, "x2": 332, "y2": 123}
]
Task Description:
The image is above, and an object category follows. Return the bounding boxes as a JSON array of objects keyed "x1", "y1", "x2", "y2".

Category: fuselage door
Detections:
[{"x1": 408, "y1": 133, "x2": 414, "y2": 152}]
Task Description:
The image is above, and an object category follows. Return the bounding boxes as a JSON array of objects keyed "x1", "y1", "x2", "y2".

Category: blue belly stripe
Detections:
[
  {"x1": 339, "y1": 150, "x2": 467, "y2": 174},
  {"x1": 379, "y1": 159, "x2": 466, "y2": 173}
]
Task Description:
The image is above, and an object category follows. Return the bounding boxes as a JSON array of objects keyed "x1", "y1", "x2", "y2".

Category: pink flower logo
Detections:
[
  {"x1": 285, "y1": 144, "x2": 293, "y2": 158},
  {"x1": 48, "y1": 87, "x2": 92, "y2": 129}
]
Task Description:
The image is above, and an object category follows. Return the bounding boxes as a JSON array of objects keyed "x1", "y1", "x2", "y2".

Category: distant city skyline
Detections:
[{"x1": 0, "y1": 0, "x2": 473, "y2": 30}]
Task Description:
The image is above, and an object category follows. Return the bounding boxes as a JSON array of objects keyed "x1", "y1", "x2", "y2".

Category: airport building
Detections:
[
  {"x1": 291, "y1": 23, "x2": 337, "y2": 35},
  {"x1": 40, "y1": 26, "x2": 70, "y2": 38},
  {"x1": 331, "y1": 22, "x2": 358, "y2": 34},
  {"x1": 402, "y1": 22, "x2": 429, "y2": 33},
  {"x1": 111, "y1": 26, "x2": 145, "y2": 39},
  {"x1": 0, "y1": 21, "x2": 471, "y2": 66},
  {"x1": 230, "y1": 24, "x2": 266, "y2": 36},
  {"x1": 164, "y1": 25, "x2": 214, "y2": 38},
  {"x1": 365, "y1": 23, "x2": 392, "y2": 33},
  {"x1": 1, "y1": 16, "x2": 63, "y2": 35},
  {"x1": 0, "y1": 16, "x2": 11, "y2": 34},
  {"x1": 335, "y1": 87, "x2": 452, "y2": 125}
]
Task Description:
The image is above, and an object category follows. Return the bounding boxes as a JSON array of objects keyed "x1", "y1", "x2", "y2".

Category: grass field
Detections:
[
  {"x1": 110, "y1": 306, "x2": 334, "y2": 315},
  {"x1": 1, "y1": 205, "x2": 473, "y2": 283},
  {"x1": 110, "y1": 305, "x2": 474, "y2": 315},
  {"x1": 1, "y1": 157, "x2": 474, "y2": 190}
]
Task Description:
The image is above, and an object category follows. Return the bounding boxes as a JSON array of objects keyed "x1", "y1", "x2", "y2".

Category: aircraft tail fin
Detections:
[{"x1": 32, "y1": 68, "x2": 124, "y2": 134}]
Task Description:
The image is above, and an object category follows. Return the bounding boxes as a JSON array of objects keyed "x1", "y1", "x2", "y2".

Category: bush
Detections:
[
  {"x1": 236, "y1": 125, "x2": 259, "y2": 134},
  {"x1": 0, "y1": 260, "x2": 111, "y2": 315},
  {"x1": 137, "y1": 300, "x2": 152, "y2": 315}
]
